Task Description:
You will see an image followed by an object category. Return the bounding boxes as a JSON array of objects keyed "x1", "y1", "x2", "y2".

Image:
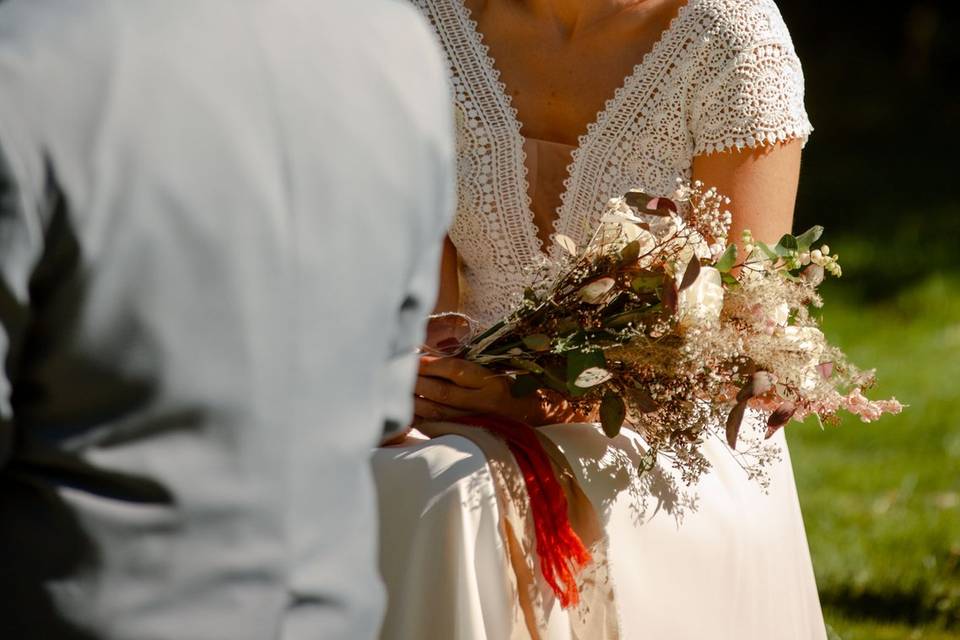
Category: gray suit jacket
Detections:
[{"x1": 0, "y1": 1, "x2": 454, "y2": 638}]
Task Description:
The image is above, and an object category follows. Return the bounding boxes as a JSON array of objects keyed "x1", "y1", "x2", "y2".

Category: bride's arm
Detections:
[
  {"x1": 692, "y1": 139, "x2": 805, "y2": 245},
  {"x1": 433, "y1": 235, "x2": 460, "y2": 313}
]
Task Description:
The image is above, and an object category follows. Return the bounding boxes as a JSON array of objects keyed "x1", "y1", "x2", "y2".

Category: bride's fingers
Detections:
[
  {"x1": 414, "y1": 397, "x2": 473, "y2": 421},
  {"x1": 379, "y1": 426, "x2": 412, "y2": 447},
  {"x1": 415, "y1": 376, "x2": 477, "y2": 410},
  {"x1": 418, "y1": 356, "x2": 491, "y2": 388}
]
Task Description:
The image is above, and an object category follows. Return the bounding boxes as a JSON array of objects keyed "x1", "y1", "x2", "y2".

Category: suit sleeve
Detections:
[
  {"x1": 379, "y1": 91, "x2": 457, "y2": 442},
  {"x1": 379, "y1": 149, "x2": 456, "y2": 442}
]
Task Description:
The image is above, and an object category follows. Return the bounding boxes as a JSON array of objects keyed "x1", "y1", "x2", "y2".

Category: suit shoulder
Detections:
[
  {"x1": 0, "y1": 0, "x2": 119, "y2": 55},
  {"x1": 0, "y1": 1, "x2": 117, "y2": 201},
  {"x1": 364, "y1": 1, "x2": 452, "y2": 112},
  {"x1": 0, "y1": 0, "x2": 119, "y2": 106}
]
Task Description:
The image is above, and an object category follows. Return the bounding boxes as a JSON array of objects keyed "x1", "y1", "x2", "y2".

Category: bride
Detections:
[{"x1": 374, "y1": 0, "x2": 826, "y2": 637}]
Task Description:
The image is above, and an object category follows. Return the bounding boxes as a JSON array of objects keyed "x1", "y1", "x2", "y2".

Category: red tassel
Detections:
[{"x1": 451, "y1": 414, "x2": 591, "y2": 608}]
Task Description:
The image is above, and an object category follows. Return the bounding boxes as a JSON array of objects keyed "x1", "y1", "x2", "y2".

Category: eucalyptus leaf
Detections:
[
  {"x1": 620, "y1": 239, "x2": 641, "y2": 264},
  {"x1": 756, "y1": 242, "x2": 779, "y2": 261},
  {"x1": 604, "y1": 308, "x2": 656, "y2": 329},
  {"x1": 510, "y1": 374, "x2": 542, "y2": 398},
  {"x1": 554, "y1": 317, "x2": 580, "y2": 335},
  {"x1": 715, "y1": 243, "x2": 738, "y2": 273},
  {"x1": 521, "y1": 333, "x2": 552, "y2": 352},
  {"x1": 566, "y1": 349, "x2": 606, "y2": 383},
  {"x1": 556, "y1": 330, "x2": 590, "y2": 352},
  {"x1": 600, "y1": 393, "x2": 627, "y2": 438},
  {"x1": 777, "y1": 234, "x2": 799, "y2": 252},
  {"x1": 721, "y1": 272, "x2": 739, "y2": 287},
  {"x1": 543, "y1": 364, "x2": 571, "y2": 394},
  {"x1": 573, "y1": 367, "x2": 613, "y2": 389},
  {"x1": 795, "y1": 225, "x2": 824, "y2": 251},
  {"x1": 507, "y1": 358, "x2": 546, "y2": 375},
  {"x1": 631, "y1": 272, "x2": 663, "y2": 293}
]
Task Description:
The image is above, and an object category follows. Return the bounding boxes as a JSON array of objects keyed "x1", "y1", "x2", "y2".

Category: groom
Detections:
[{"x1": 0, "y1": 1, "x2": 453, "y2": 638}]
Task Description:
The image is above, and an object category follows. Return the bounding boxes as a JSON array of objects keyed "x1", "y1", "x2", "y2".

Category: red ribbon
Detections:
[{"x1": 451, "y1": 414, "x2": 591, "y2": 608}]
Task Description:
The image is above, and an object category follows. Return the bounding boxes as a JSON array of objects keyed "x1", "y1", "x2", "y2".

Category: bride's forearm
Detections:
[{"x1": 432, "y1": 235, "x2": 461, "y2": 313}]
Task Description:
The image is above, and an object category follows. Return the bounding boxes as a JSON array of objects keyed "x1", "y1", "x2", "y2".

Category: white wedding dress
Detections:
[{"x1": 373, "y1": 0, "x2": 827, "y2": 637}]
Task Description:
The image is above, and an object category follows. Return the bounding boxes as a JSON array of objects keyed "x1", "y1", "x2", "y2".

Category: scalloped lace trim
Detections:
[
  {"x1": 414, "y1": 0, "x2": 814, "y2": 329},
  {"x1": 695, "y1": 123, "x2": 813, "y2": 156}
]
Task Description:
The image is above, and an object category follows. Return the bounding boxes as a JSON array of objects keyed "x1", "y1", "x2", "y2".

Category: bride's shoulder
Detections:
[{"x1": 685, "y1": 0, "x2": 798, "y2": 55}]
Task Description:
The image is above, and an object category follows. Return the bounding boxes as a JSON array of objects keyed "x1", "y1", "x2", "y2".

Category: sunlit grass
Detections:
[{"x1": 787, "y1": 270, "x2": 960, "y2": 635}]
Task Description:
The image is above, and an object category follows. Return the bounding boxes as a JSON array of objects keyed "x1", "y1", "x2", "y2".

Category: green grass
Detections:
[
  {"x1": 824, "y1": 610, "x2": 960, "y2": 640},
  {"x1": 787, "y1": 268, "x2": 960, "y2": 637}
]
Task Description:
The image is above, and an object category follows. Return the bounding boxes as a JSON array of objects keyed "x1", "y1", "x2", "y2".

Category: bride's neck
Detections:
[{"x1": 519, "y1": 0, "x2": 645, "y2": 36}]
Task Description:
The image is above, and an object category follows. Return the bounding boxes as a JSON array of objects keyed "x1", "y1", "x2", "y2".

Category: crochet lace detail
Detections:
[{"x1": 415, "y1": 0, "x2": 813, "y2": 328}]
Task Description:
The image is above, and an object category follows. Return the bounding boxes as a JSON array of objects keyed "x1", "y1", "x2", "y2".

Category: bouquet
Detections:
[{"x1": 429, "y1": 182, "x2": 902, "y2": 487}]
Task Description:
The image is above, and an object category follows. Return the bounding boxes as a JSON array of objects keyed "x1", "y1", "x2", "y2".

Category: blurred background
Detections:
[{"x1": 778, "y1": 2, "x2": 959, "y2": 638}]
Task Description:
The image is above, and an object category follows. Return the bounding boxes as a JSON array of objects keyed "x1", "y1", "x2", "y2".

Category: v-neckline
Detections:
[{"x1": 454, "y1": 0, "x2": 695, "y2": 262}]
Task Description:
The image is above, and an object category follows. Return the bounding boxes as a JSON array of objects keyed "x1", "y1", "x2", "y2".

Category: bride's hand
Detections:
[{"x1": 414, "y1": 356, "x2": 588, "y2": 426}]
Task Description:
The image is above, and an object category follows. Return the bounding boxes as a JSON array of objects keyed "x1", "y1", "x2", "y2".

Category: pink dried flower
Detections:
[{"x1": 842, "y1": 388, "x2": 902, "y2": 423}]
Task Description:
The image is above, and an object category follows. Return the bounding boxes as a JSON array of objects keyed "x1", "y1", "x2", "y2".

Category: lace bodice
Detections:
[{"x1": 414, "y1": 0, "x2": 813, "y2": 328}]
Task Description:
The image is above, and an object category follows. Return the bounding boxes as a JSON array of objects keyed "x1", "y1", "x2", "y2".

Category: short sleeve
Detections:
[{"x1": 690, "y1": 0, "x2": 813, "y2": 156}]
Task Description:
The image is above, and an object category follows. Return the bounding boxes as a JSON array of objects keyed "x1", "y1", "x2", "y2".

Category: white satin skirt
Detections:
[{"x1": 372, "y1": 423, "x2": 826, "y2": 640}]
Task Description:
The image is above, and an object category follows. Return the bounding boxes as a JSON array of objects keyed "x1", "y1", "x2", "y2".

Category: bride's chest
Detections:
[
  {"x1": 439, "y1": 0, "x2": 702, "y2": 269},
  {"x1": 469, "y1": 19, "x2": 668, "y2": 145}
]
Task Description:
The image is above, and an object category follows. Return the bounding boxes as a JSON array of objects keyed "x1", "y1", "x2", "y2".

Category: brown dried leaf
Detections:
[
  {"x1": 677, "y1": 254, "x2": 701, "y2": 292},
  {"x1": 647, "y1": 197, "x2": 678, "y2": 214},
  {"x1": 766, "y1": 401, "x2": 797, "y2": 438},
  {"x1": 659, "y1": 276, "x2": 678, "y2": 312},
  {"x1": 629, "y1": 386, "x2": 658, "y2": 413},
  {"x1": 624, "y1": 190, "x2": 653, "y2": 209},
  {"x1": 435, "y1": 337, "x2": 462, "y2": 355},
  {"x1": 726, "y1": 400, "x2": 748, "y2": 449}
]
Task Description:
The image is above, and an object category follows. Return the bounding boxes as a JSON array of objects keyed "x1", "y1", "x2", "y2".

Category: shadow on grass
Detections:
[{"x1": 821, "y1": 586, "x2": 959, "y2": 631}]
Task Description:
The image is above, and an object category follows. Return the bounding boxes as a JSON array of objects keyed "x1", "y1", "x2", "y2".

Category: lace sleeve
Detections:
[{"x1": 690, "y1": 1, "x2": 813, "y2": 156}]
